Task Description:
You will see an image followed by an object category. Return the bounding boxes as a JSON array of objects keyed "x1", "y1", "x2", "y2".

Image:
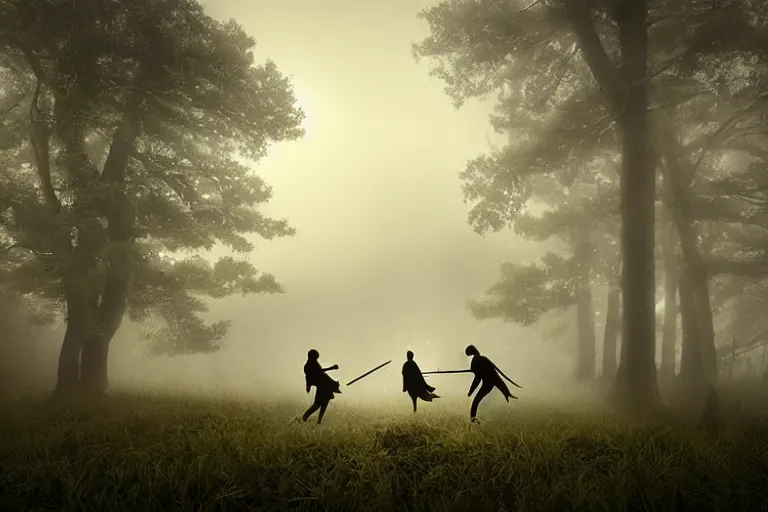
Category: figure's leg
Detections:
[
  {"x1": 470, "y1": 382, "x2": 494, "y2": 420},
  {"x1": 302, "y1": 402, "x2": 320, "y2": 422},
  {"x1": 317, "y1": 402, "x2": 329, "y2": 424},
  {"x1": 411, "y1": 395, "x2": 418, "y2": 413}
]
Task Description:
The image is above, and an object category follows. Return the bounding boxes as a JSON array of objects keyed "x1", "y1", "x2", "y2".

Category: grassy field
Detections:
[{"x1": 1, "y1": 392, "x2": 767, "y2": 511}]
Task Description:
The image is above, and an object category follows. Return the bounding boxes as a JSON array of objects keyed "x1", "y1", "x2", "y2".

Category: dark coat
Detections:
[
  {"x1": 470, "y1": 355, "x2": 512, "y2": 398},
  {"x1": 304, "y1": 360, "x2": 341, "y2": 403},
  {"x1": 402, "y1": 360, "x2": 438, "y2": 401}
]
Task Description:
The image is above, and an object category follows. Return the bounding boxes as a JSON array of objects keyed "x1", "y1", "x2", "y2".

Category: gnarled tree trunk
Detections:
[{"x1": 52, "y1": 82, "x2": 143, "y2": 400}]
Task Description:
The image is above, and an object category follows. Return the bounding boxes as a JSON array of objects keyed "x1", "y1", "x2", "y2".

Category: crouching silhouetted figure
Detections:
[
  {"x1": 465, "y1": 344, "x2": 517, "y2": 423},
  {"x1": 402, "y1": 350, "x2": 440, "y2": 412},
  {"x1": 302, "y1": 349, "x2": 341, "y2": 424}
]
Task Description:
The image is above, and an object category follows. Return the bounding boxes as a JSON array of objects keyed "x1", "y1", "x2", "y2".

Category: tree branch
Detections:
[
  {"x1": 565, "y1": 0, "x2": 623, "y2": 112},
  {"x1": 682, "y1": 92, "x2": 768, "y2": 171},
  {"x1": 96, "y1": 71, "x2": 149, "y2": 337},
  {"x1": 707, "y1": 257, "x2": 768, "y2": 276},
  {"x1": 28, "y1": 78, "x2": 61, "y2": 214},
  {"x1": 645, "y1": 1, "x2": 739, "y2": 29}
]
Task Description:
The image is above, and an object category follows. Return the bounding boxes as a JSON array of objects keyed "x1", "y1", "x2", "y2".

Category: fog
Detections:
[{"x1": 2, "y1": 0, "x2": 587, "y2": 410}]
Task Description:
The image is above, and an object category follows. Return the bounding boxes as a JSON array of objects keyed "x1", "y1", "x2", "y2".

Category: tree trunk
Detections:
[
  {"x1": 566, "y1": 0, "x2": 657, "y2": 413},
  {"x1": 679, "y1": 267, "x2": 703, "y2": 389},
  {"x1": 575, "y1": 280, "x2": 596, "y2": 380},
  {"x1": 657, "y1": 122, "x2": 718, "y2": 387},
  {"x1": 54, "y1": 309, "x2": 121, "y2": 398},
  {"x1": 574, "y1": 228, "x2": 596, "y2": 381},
  {"x1": 54, "y1": 276, "x2": 94, "y2": 397},
  {"x1": 80, "y1": 335, "x2": 111, "y2": 395},
  {"x1": 54, "y1": 320, "x2": 83, "y2": 394},
  {"x1": 49, "y1": 81, "x2": 143, "y2": 401},
  {"x1": 52, "y1": 242, "x2": 130, "y2": 398},
  {"x1": 613, "y1": 0, "x2": 659, "y2": 411},
  {"x1": 690, "y1": 268, "x2": 718, "y2": 383},
  {"x1": 660, "y1": 216, "x2": 679, "y2": 383},
  {"x1": 602, "y1": 286, "x2": 620, "y2": 379}
]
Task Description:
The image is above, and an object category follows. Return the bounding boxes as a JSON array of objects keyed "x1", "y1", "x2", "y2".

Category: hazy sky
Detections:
[
  {"x1": 202, "y1": 0, "x2": 508, "y2": 280},
  {"x1": 106, "y1": 0, "x2": 574, "y2": 399}
]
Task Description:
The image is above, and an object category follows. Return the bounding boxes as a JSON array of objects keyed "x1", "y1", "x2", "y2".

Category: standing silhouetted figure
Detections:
[
  {"x1": 465, "y1": 344, "x2": 516, "y2": 422},
  {"x1": 302, "y1": 349, "x2": 341, "y2": 424},
  {"x1": 402, "y1": 350, "x2": 440, "y2": 412}
]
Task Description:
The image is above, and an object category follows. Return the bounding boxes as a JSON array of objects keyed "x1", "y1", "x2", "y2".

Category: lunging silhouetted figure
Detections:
[
  {"x1": 402, "y1": 350, "x2": 440, "y2": 412},
  {"x1": 465, "y1": 344, "x2": 517, "y2": 423},
  {"x1": 302, "y1": 349, "x2": 341, "y2": 424}
]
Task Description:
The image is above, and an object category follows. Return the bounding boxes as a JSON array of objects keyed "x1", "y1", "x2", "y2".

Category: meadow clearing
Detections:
[{"x1": 1, "y1": 391, "x2": 767, "y2": 511}]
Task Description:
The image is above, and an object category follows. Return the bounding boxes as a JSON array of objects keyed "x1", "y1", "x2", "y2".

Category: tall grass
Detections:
[{"x1": 1, "y1": 392, "x2": 766, "y2": 511}]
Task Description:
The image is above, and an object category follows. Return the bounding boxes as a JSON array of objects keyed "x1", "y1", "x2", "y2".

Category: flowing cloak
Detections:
[
  {"x1": 304, "y1": 360, "x2": 341, "y2": 403},
  {"x1": 402, "y1": 360, "x2": 438, "y2": 401},
  {"x1": 471, "y1": 355, "x2": 513, "y2": 399}
]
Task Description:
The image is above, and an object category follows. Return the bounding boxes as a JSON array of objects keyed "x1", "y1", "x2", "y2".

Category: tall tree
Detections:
[
  {"x1": 413, "y1": 0, "x2": 657, "y2": 407},
  {"x1": 0, "y1": 0, "x2": 304, "y2": 397},
  {"x1": 565, "y1": 0, "x2": 658, "y2": 410},
  {"x1": 468, "y1": 177, "x2": 621, "y2": 381},
  {"x1": 414, "y1": 0, "x2": 767, "y2": 410}
]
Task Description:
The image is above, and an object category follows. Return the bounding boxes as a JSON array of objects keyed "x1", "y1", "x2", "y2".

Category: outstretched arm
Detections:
[
  {"x1": 322, "y1": 364, "x2": 339, "y2": 372},
  {"x1": 468, "y1": 374, "x2": 481, "y2": 396}
]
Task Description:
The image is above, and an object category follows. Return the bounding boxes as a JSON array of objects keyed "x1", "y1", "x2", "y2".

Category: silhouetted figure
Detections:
[
  {"x1": 465, "y1": 344, "x2": 517, "y2": 422},
  {"x1": 402, "y1": 350, "x2": 440, "y2": 412},
  {"x1": 302, "y1": 349, "x2": 341, "y2": 424}
]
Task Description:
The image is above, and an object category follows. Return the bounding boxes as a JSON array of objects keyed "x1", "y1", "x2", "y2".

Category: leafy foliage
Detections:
[
  {"x1": 469, "y1": 252, "x2": 575, "y2": 325},
  {"x1": 0, "y1": 0, "x2": 304, "y2": 355},
  {"x1": 414, "y1": 0, "x2": 621, "y2": 326},
  {"x1": 415, "y1": 0, "x2": 768, "y2": 338}
]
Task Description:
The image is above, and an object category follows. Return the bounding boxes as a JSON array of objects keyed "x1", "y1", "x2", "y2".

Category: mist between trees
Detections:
[{"x1": 1, "y1": 0, "x2": 768, "y2": 419}]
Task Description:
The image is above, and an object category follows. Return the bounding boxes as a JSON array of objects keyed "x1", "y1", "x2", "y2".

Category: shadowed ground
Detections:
[{"x1": 1, "y1": 392, "x2": 767, "y2": 511}]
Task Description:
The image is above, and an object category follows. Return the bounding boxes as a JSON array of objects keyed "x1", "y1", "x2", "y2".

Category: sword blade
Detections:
[
  {"x1": 420, "y1": 369, "x2": 473, "y2": 375},
  {"x1": 346, "y1": 360, "x2": 392, "y2": 386}
]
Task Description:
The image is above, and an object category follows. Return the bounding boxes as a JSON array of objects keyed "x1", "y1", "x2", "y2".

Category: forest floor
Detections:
[{"x1": 1, "y1": 391, "x2": 767, "y2": 511}]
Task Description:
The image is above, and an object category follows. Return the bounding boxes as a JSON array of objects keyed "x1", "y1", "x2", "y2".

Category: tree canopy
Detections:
[
  {"x1": 414, "y1": 0, "x2": 768, "y2": 394},
  {"x1": 0, "y1": 0, "x2": 305, "y2": 392}
]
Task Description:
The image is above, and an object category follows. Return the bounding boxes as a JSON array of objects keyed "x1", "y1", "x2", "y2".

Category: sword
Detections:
[
  {"x1": 346, "y1": 360, "x2": 392, "y2": 386},
  {"x1": 493, "y1": 364, "x2": 523, "y2": 388},
  {"x1": 422, "y1": 367, "x2": 522, "y2": 388},
  {"x1": 421, "y1": 369, "x2": 473, "y2": 375}
]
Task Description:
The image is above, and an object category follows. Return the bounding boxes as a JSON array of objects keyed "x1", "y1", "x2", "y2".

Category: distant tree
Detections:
[
  {"x1": 414, "y1": 0, "x2": 768, "y2": 410},
  {"x1": 413, "y1": 0, "x2": 627, "y2": 383},
  {"x1": 0, "y1": 0, "x2": 304, "y2": 397},
  {"x1": 415, "y1": 0, "x2": 767, "y2": 410},
  {"x1": 414, "y1": 0, "x2": 657, "y2": 402},
  {"x1": 650, "y1": 0, "x2": 768, "y2": 392},
  {"x1": 468, "y1": 171, "x2": 621, "y2": 381}
]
